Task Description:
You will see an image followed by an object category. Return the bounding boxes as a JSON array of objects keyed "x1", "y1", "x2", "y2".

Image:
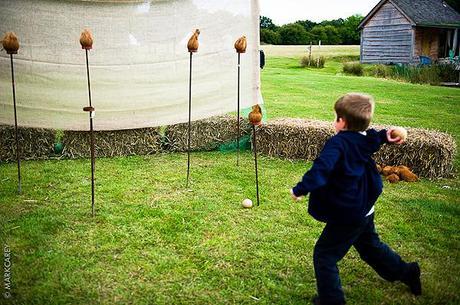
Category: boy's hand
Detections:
[
  {"x1": 290, "y1": 189, "x2": 302, "y2": 201},
  {"x1": 386, "y1": 129, "x2": 404, "y2": 144}
]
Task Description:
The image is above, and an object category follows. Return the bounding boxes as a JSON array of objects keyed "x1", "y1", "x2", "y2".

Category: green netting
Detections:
[{"x1": 219, "y1": 134, "x2": 251, "y2": 152}]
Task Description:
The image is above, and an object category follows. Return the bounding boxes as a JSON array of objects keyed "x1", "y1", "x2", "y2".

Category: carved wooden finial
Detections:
[
  {"x1": 187, "y1": 29, "x2": 200, "y2": 53},
  {"x1": 2, "y1": 32, "x2": 19, "y2": 54}
]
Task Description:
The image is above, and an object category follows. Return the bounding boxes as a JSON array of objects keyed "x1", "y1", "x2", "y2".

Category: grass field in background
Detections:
[
  {"x1": 260, "y1": 57, "x2": 460, "y2": 139},
  {"x1": 1, "y1": 46, "x2": 459, "y2": 305},
  {"x1": 261, "y1": 45, "x2": 360, "y2": 59},
  {"x1": 260, "y1": 45, "x2": 460, "y2": 162}
]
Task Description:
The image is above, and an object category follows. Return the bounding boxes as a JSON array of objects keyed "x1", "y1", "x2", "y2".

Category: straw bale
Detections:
[
  {"x1": 62, "y1": 128, "x2": 162, "y2": 159},
  {"x1": 255, "y1": 119, "x2": 335, "y2": 160},
  {"x1": 165, "y1": 115, "x2": 252, "y2": 152},
  {"x1": 255, "y1": 119, "x2": 456, "y2": 178},
  {"x1": 0, "y1": 125, "x2": 55, "y2": 162},
  {"x1": 373, "y1": 127, "x2": 456, "y2": 178}
]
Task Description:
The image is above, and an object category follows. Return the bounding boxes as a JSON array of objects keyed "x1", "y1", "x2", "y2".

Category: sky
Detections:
[{"x1": 259, "y1": 0, "x2": 381, "y2": 25}]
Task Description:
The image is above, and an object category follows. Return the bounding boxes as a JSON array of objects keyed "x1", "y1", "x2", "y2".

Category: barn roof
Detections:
[{"x1": 359, "y1": 0, "x2": 460, "y2": 29}]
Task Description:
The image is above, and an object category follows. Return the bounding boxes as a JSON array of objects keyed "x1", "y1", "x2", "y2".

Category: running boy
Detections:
[{"x1": 290, "y1": 93, "x2": 421, "y2": 305}]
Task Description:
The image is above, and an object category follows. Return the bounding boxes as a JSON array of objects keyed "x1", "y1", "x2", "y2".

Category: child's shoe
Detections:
[
  {"x1": 402, "y1": 262, "x2": 422, "y2": 296},
  {"x1": 312, "y1": 295, "x2": 346, "y2": 305}
]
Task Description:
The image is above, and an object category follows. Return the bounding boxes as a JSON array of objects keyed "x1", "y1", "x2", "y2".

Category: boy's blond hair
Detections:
[{"x1": 334, "y1": 93, "x2": 375, "y2": 131}]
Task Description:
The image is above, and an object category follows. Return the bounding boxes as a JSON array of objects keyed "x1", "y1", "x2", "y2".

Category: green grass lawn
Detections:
[
  {"x1": 261, "y1": 45, "x2": 360, "y2": 59},
  {"x1": 1, "y1": 152, "x2": 459, "y2": 305},
  {"x1": 261, "y1": 57, "x2": 460, "y2": 141},
  {"x1": 261, "y1": 53, "x2": 460, "y2": 170},
  {"x1": 1, "y1": 46, "x2": 460, "y2": 304}
]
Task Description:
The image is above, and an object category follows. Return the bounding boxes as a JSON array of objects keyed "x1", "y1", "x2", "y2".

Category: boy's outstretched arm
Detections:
[
  {"x1": 365, "y1": 129, "x2": 403, "y2": 155},
  {"x1": 291, "y1": 137, "x2": 342, "y2": 198}
]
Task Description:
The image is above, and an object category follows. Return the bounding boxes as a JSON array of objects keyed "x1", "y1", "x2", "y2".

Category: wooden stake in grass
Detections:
[
  {"x1": 80, "y1": 29, "x2": 96, "y2": 216},
  {"x1": 2, "y1": 32, "x2": 21, "y2": 194},
  {"x1": 186, "y1": 29, "x2": 200, "y2": 188},
  {"x1": 234, "y1": 36, "x2": 247, "y2": 166},
  {"x1": 248, "y1": 105, "x2": 262, "y2": 206}
]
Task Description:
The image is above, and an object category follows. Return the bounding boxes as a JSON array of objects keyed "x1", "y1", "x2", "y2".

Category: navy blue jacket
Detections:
[{"x1": 292, "y1": 129, "x2": 388, "y2": 225}]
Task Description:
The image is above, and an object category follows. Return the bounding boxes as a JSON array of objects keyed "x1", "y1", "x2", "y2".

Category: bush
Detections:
[
  {"x1": 365, "y1": 64, "x2": 391, "y2": 78},
  {"x1": 361, "y1": 63, "x2": 458, "y2": 85},
  {"x1": 437, "y1": 64, "x2": 458, "y2": 82},
  {"x1": 279, "y1": 23, "x2": 309, "y2": 45},
  {"x1": 300, "y1": 56, "x2": 326, "y2": 68},
  {"x1": 260, "y1": 28, "x2": 281, "y2": 45},
  {"x1": 342, "y1": 62, "x2": 363, "y2": 76},
  {"x1": 391, "y1": 65, "x2": 441, "y2": 85}
]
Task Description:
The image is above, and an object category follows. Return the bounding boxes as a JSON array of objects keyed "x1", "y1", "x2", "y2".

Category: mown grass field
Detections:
[
  {"x1": 1, "y1": 46, "x2": 459, "y2": 305},
  {"x1": 260, "y1": 45, "x2": 460, "y2": 142}
]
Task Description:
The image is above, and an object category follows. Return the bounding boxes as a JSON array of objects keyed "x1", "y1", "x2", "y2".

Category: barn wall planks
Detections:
[{"x1": 361, "y1": 1, "x2": 414, "y2": 64}]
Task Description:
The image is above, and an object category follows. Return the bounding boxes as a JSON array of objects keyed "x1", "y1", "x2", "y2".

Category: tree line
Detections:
[
  {"x1": 260, "y1": 0, "x2": 460, "y2": 46},
  {"x1": 260, "y1": 15, "x2": 363, "y2": 45}
]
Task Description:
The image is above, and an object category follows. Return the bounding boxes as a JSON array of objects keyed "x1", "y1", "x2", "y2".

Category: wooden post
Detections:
[
  {"x1": 317, "y1": 40, "x2": 321, "y2": 68},
  {"x1": 453, "y1": 28, "x2": 458, "y2": 57}
]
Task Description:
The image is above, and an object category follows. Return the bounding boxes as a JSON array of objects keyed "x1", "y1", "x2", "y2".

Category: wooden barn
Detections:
[{"x1": 359, "y1": 0, "x2": 460, "y2": 64}]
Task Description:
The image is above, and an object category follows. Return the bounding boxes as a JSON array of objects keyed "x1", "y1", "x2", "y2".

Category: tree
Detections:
[
  {"x1": 319, "y1": 18, "x2": 344, "y2": 28},
  {"x1": 259, "y1": 14, "x2": 365, "y2": 45},
  {"x1": 310, "y1": 25, "x2": 327, "y2": 44},
  {"x1": 279, "y1": 23, "x2": 309, "y2": 45},
  {"x1": 323, "y1": 25, "x2": 341, "y2": 44},
  {"x1": 260, "y1": 29, "x2": 281, "y2": 45},
  {"x1": 295, "y1": 20, "x2": 317, "y2": 32},
  {"x1": 445, "y1": 0, "x2": 460, "y2": 13},
  {"x1": 260, "y1": 16, "x2": 277, "y2": 31},
  {"x1": 339, "y1": 15, "x2": 363, "y2": 45}
]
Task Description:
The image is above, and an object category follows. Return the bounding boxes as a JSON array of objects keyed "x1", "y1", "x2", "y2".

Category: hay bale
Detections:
[
  {"x1": 165, "y1": 115, "x2": 252, "y2": 152},
  {"x1": 374, "y1": 127, "x2": 456, "y2": 179},
  {"x1": 256, "y1": 119, "x2": 335, "y2": 161},
  {"x1": 0, "y1": 125, "x2": 55, "y2": 162},
  {"x1": 256, "y1": 119, "x2": 456, "y2": 179},
  {"x1": 62, "y1": 128, "x2": 162, "y2": 159}
]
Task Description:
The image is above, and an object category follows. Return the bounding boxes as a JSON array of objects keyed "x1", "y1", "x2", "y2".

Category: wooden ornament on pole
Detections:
[
  {"x1": 186, "y1": 29, "x2": 200, "y2": 188},
  {"x1": 3, "y1": 32, "x2": 21, "y2": 194},
  {"x1": 248, "y1": 105, "x2": 262, "y2": 206},
  {"x1": 234, "y1": 36, "x2": 247, "y2": 166},
  {"x1": 80, "y1": 29, "x2": 96, "y2": 216}
]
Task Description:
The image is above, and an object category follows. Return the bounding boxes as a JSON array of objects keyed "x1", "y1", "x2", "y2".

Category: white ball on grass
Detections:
[{"x1": 241, "y1": 199, "x2": 253, "y2": 208}]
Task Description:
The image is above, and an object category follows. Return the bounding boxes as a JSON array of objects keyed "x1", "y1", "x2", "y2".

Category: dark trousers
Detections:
[{"x1": 313, "y1": 214, "x2": 408, "y2": 304}]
